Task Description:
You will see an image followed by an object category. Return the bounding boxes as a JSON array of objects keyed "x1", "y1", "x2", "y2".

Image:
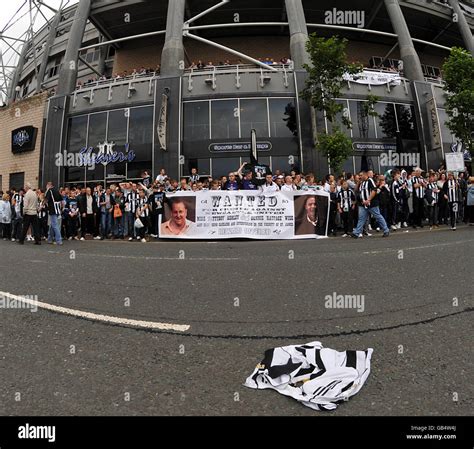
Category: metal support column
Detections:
[
  {"x1": 56, "y1": 0, "x2": 91, "y2": 95},
  {"x1": 383, "y1": 0, "x2": 425, "y2": 81},
  {"x1": 161, "y1": 0, "x2": 186, "y2": 76},
  {"x1": 36, "y1": 11, "x2": 61, "y2": 92},
  {"x1": 448, "y1": 0, "x2": 474, "y2": 55}
]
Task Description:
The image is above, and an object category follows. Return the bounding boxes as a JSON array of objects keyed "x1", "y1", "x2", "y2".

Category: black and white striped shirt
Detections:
[
  {"x1": 126, "y1": 191, "x2": 139, "y2": 213},
  {"x1": 245, "y1": 341, "x2": 373, "y2": 412},
  {"x1": 411, "y1": 176, "x2": 426, "y2": 199},
  {"x1": 359, "y1": 178, "x2": 376, "y2": 206},
  {"x1": 445, "y1": 179, "x2": 461, "y2": 203},
  {"x1": 427, "y1": 182, "x2": 439, "y2": 204},
  {"x1": 136, "y1": 197, "x2": 149, "y2": 217},
  {"x1": 337, "y1": 189, "x2": 355, "y2": 211}
]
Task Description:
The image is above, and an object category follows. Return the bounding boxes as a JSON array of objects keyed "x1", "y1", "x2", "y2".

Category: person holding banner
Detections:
[
  {"x1": 442, "y1": 172, "x2": 461, "y2": 231},
  {"x1": 261, "y1": 174, "x2": 279, "y2": 193}
]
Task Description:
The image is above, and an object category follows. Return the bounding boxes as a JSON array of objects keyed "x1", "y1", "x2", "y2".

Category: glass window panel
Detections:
[
  {"x1": 375, "y1": 103, "x2": 397, "y2": 138},
  {"x1": 272, "y1": 156, "x2": 298, "y2": 175},
  {"x1": 314, "y1": 109, "x2": 326, "y2": 134},
  {"x1": 127, "y1": 106, "x2": 153, "y2": 179},
  {"x1": 106, "y1": 109, "x2": 128, "y2": 178},
  {"x1": 197, "y1": 159, "x2": 211, "y2": 177},
  {"x1": 437, "y1": 108, "x2": 455, "y2": 146},
  {"x1": 65, "y1": 115, "x2": 88, "y2": 183},
  {"x1": 349, "y1": 100, "x2": 376, "y2": 139},
  {"x1": 240, "y1": 99, "x2": 269, "y2": 138},
  {"x1": 211, "y1": 100, "x2": 239, "y2": 139},
  {"x1": 86, "y1": 112, "x2": 107, "y2": 183},
  {"x1": 183, "y1": 101, "x2": 209, "y2": 141},
  {"x1": 327, "y1": 100, "x2": 351, "y2": 137},
  {"x1": 212, "y1": 158, "x2": 240, "y2": 179},
  {"x1": 395, "y1": 104, "x2": 418, "y2": 140},
  {"x1": 269, "y1": 98, "x2": 298, "y2": 138}
]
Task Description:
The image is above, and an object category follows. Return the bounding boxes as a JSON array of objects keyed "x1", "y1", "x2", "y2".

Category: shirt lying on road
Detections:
[{"x1": 244, "y1": 340, "x2": 373, "y2": 411}]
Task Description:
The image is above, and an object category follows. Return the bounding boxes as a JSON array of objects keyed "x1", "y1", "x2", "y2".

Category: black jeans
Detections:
[
  {"x1": 81, "y1": 214, "x2": 96, "y2": 238},
  {"x1": 0, "y1": 223, "x2": 11, "y2": 239},
  {"x1": 412, "y1": 196, "x2": 425, "y2": 227},
  {"x1": 340, "y1": 210, "x2": 354, "y2": 234},
  {"x1": 20, "y1": 214, "x2": 41, "y2": 243},
  {"x1": 427, "y1": 204, "x2": 438, "y2": 226},
  {"x1": 448, "y1": 202, "x2": 459, "y2": 228}
]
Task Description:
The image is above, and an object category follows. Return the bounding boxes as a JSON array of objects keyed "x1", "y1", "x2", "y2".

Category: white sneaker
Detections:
[
  {"x1": 141, "y1": 238, "x2": 147, "y2": 243},
  {"x1": 74, "y1": 236, "x2": 79, "y2": 240},
  {"x1": 368, "y1": 224, "x2": 373, "y2": 231},
  {"x1": 150, "y1": 234, "x2": 157, "y2": 238},
  {"x1": 93, "y1": 236, "x2": 101, "y2": 240},
  {"x1": 342, "y1": 233, "x2": 348, "y2": 237},
  {"x1": 396, "y1": 223, "x2": 401, "y2": 229},
  {"x1": 136, "y1": 236, "x2": 140, "y2": 240},
  {"x1": 68, "y1": 237, "x2": 73, "y2": 241},
  {"x1": 128, "y1": 237, "x2": 133, "y2": 241},
  {"x1": 403, "y1": 222, "x2": 408, "y2": 228},
  {"x1": 376, "y1": 227, "x2": 380, "y2": 232},
  {"x1": 391, "y1": 225, "x2": 398, "y2": 231},
  {"x1": 80, "y1": 237, "x2": 85, "y2": 241},
  {"x1": 11, "y1": 238, "x2": 15, "y2": 242}
]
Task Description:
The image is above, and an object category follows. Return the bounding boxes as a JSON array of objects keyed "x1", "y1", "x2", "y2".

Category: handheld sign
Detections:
[{"x1": 243, "y1": 129, "x2": 271, "y2": 186}]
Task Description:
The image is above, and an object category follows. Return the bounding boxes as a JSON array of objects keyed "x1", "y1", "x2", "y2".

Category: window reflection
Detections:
[
  {"x1": 211, "y1": 100, "x2": 239, "y2": 139},
  {"x1": 240, "y1": 99, "x2": 269, "y2": 138},
  {"x1": 269, "y1": 98, "x2": 298, "y2": 138},
  {"x1": 183, "y1": 101, "x2": 209, "y2": 141}
]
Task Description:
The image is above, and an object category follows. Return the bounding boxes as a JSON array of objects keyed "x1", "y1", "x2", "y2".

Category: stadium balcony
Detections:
[{"x1": 71, "y1": 71, "x2": 159, "y2": 111}]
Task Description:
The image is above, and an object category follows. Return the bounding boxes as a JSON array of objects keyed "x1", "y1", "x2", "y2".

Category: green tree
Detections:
[
  {"x1": 316, "y1": 128, "x2": 353, "y2": 175},
  {"x1": 301, "y1": 33, "x2": 363, "y2": 173},
  {"x1": 442, "y1": 47, "x2": 474, "y2": 155}
]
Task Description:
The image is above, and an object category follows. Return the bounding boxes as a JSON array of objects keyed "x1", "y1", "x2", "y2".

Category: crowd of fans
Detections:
[
  {"x1": 0, "y1": 165, "x2": 472, "y2": 245},
  {"x1": 187, "y1": 57, "x2": 293, "y2": 69},
  {"x1": 73, "y1": 57, "x2": 294, "y2": 89},
  {"x1": 76, "y1": 66, "x2": 161, "y2": 89}
]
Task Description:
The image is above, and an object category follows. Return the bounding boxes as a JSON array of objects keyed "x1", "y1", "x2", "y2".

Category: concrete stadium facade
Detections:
[{"x1": 1, "y1": 0, "x2": 473, "y2": 190}]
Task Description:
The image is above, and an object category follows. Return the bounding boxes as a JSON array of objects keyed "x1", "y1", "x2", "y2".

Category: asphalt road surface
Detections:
[{"x1": 0, "y1": 226, "x2": 472, "y2": 416}]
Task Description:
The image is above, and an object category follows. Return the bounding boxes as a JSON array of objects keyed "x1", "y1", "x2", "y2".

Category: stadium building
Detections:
[{"x1": 0, "y1": 0, "x2": 473, "y2": 190}]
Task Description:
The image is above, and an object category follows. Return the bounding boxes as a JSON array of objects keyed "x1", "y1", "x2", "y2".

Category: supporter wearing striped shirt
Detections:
[
  {"x1": 135, "y1": 189, "x2": 150, "y2": 242},
  {"x1": 410, "y1": 167, "x2": 426, "y2": 228},
  {"x1": 442, "y1": 172, "x2": 461, "y2": 230},
  {"x1": 337, "y1": 181, "x2": 356, "y2": 237},
  {"x1": 425, "y1": 173, "x2": 440, "y2": 229},
  {"x1": 125, "y1": 184, "x2": 139, "y2": 240},
  {"x1": 351, "y1": 171, "x2": 390, "y2": 238}
]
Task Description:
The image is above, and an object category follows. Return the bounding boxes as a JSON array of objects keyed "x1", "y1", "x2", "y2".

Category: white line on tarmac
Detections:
[
  {"x1": 0, "y1": 291, "x2": 190, "y2": 332},
  {"x1": 46, "y1": 251, "x2": 238, "y2": 261},
  {"x1": 362, "y1": 240, "x2": 470, "y2": 255}
]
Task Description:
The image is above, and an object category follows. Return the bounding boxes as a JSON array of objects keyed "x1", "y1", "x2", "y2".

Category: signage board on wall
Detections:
[
  {"x1": 209, "y1": 142, "x2": 272, "y2": 153},
  {"x1": 11, "y1": 126, "x2": 38, "y2": 154}
]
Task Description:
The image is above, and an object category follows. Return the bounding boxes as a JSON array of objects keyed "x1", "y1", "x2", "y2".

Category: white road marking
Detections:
[
  {"x1": 46, "y1": 251, "x2": 238, "y2": 261},
  {"x1": 362, "y1": 240, "x2": 470, "y2": 255},
  {"x1": 0, "y1": 291, "x2": 190, "y2": 332}
]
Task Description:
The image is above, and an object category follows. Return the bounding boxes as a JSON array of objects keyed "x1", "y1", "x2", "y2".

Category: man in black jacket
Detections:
[
  {"x1": 77, "y1": 187, "x2": 99, "y2": 240},
  {"x1": 45, "y1": 181, "x2": 63, "y2": 245}
]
